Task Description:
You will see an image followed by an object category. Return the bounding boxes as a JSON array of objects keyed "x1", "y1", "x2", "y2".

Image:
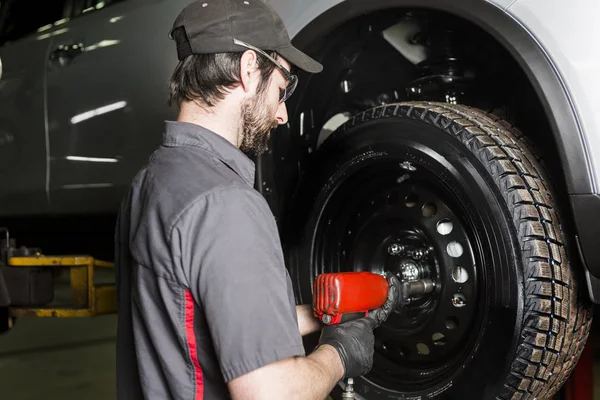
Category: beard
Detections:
[{"x1": 238, "y1": 87, "x2": 279, "y2": 157}]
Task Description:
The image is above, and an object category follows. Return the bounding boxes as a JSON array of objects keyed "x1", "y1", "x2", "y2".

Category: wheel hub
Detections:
[
  {"x1": 388, "y1": 244, "x2": 435, "y2": 279},
  {"x1": 386, "y1": 239, "x2": 436, "y2": 307},
  {"x1": 311, "y1": 159, "x2": 480, "y2": 391},
  {"x1": 399, "y1": 259, "x2": 420, "y2": 281}
]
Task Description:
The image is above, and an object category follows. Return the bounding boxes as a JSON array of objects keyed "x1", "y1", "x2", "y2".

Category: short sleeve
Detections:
[{"x1": 171, "y1": 185, "x2": 305, "y2": 382}]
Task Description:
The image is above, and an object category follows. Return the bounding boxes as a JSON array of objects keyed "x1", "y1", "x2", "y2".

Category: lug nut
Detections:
[
  {"x1": 388, "y1": 243, "x2": 404, "y2": 255},
  {"x1": 412, "y1": 249, "x2": 424, "y2": 260}
]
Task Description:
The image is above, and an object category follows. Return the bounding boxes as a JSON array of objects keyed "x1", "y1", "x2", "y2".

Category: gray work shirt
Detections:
[{"x1": 114, "y1": 121, "x2": 305, "y2": 399}]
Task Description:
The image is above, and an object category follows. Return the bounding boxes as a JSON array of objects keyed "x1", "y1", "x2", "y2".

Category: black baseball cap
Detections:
[{"x1": 168, "y1": 0, "x2": 323, "y2": 74}]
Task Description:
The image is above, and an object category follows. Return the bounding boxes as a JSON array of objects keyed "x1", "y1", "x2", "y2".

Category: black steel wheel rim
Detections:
[{"x1": 310, "y1": 153, "x2": 486, "y2": 392}]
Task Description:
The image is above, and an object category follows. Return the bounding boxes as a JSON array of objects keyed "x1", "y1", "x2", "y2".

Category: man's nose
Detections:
[{"x1": 276, "y1": 101, "x2": 288, "y2": 125}]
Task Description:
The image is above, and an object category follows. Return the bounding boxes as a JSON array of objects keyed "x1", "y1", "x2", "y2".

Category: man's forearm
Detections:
[
  {"x1": 300, "y1": 345, "x2": 345, "y2": 396},
  {"x1": 228, "y1": 344, "x2": 344, "y2": 400},
  {"x1": 296, "y1": 304, "x2": 322, "y2": 336},
  {"x1": 275, "y1": 345, "x2": 344, "y2": 399}
]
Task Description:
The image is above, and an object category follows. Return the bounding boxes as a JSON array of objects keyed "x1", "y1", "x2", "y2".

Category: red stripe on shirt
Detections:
[{"x1": 185, "y1": 290, "x2": 204, "y2": 399}]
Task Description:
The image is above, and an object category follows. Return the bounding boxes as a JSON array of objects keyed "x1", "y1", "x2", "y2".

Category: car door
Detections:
[
  {"x1": 0, "y1": 0, "x2": 70, "y2": 216},
  {"x1": 45, "y1": 0, "x2": 188, "y2": 215}
]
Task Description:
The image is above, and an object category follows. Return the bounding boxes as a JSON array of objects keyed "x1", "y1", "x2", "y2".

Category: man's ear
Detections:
[{"x1": 239, "y1": 50, "x2": 260, "y2": 94}]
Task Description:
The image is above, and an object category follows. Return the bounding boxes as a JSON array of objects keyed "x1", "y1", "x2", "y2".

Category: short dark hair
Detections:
[{"x1": 167, "y1": 29, "x2": 277, "y2": 108}]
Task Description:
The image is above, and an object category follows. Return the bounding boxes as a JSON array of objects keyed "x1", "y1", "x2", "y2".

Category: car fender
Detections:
[{"x1": 507, "y1": 0, "x2": 600, "y2": 194}]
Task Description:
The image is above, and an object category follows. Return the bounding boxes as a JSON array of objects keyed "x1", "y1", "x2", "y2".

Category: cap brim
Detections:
[{"x1": 276, "y1": 45, "x2": 323, "y2": 74}]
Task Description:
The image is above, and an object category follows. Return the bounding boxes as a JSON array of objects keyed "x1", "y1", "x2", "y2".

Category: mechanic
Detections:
[{"x1": 114, "y1": 0, "x2": 394, "y2": 399}]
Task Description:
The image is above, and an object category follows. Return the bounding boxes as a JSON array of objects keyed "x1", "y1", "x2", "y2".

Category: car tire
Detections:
[{"x1": 284, "y1": 101, "x2": 593, "y2": 399}]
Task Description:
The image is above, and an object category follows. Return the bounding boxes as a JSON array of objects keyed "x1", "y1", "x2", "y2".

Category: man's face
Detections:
[{"x1": 238, "y1": 56, "x2": 291, "y2": 157}]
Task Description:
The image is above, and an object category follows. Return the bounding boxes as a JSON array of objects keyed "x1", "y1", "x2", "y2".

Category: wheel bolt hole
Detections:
[
  {"x1": 447, "y1": 241, "x2": 463, "y2": 258},
  {"x1": 452, "y1": 293, "x2": 467, "y2": 308},
  {"x1": 416, "y1": 343, "x2": 430, "y2": 356},
  {"x1": 446, "y1": 317, "x2": 459, "y2": 330},
  {"x1": 437, "y1": 219, "x2": 453, "y2": 235},
  {"x1": 422, "y1": 203, "x2": 437, "y2": 217},
  {"x1": 405, "y1": 193, "x2": 418, "y2": 208},
  {"x1": 432, "y1": 332, "x2": 446, "y2": 346},
  {"x1": 452, "y1": 266, "x2": 469, "y2": 284}
]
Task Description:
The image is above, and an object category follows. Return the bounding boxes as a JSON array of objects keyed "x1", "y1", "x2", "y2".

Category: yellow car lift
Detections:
[
  {"x1": 1, "y1": 228, "x2": 117, "y2": 319},
  {"x1": 8, "y1": 255, "x2": 117, "y2": 318}
]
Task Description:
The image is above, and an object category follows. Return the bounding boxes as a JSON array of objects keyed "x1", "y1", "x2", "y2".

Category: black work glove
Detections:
[
  {"x1": 317, "y1": 316, "x2": 377, "y2": 378},
  {"x1": 369, "y1": 273, "x2": 400, "y2": 326}
]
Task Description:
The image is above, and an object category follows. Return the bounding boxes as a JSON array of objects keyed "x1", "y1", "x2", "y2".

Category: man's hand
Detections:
[
  {"x1": 317, "y1": 316, "x2": 378, "y2": 378},
  {"x1": 369, "y1": 273, "x2": 400, "y2": 326}
]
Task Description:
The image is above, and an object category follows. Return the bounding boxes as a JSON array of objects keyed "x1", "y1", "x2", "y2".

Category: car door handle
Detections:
[{"x1": 49, "y1": 43, "x2": 84, "y2": 66}]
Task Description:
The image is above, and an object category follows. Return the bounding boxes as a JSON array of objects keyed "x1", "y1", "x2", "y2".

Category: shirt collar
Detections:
[{"x1": 162, "y1": 120, "x2": 256, "y2": 186}]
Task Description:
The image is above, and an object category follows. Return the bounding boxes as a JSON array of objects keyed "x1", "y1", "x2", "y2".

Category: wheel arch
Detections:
[{"x1": 288, "y1": 0, "x2": 593, "y2": 196}]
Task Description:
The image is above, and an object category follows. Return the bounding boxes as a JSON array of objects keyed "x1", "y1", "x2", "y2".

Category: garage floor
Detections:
[
  {"x1": 0, "y1": 315, "x2": 117, "y2": 400},
  {"x1": 0, "y1": 313, "x2": 599, "y2": 399}
]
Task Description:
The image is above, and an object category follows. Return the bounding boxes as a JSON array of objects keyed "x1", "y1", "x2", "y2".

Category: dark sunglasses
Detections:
[{"x1": 233, "y1": 38, "x2": 298, "y2": 103}]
